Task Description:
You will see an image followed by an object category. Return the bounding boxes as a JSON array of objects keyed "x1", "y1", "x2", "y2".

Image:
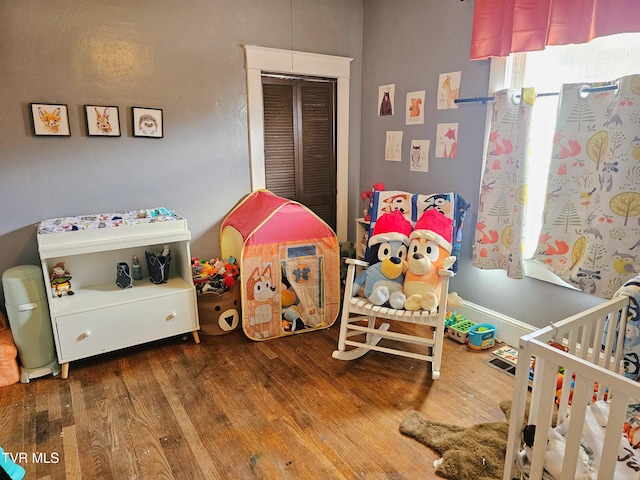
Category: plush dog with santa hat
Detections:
[
  {"x1": 404, "y1": 209, "x2": 456, "y2": 311},
  {"x1": 352, "y1": 210, "x2": 411, "y2": 309}
]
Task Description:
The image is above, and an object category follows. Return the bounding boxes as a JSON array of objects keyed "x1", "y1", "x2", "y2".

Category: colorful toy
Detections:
[
  {"x1": 192, "y1": 256, "x2": 240, "y2": 295},
  {"x1": 220, "y1": 190, "x2": 340, "y2": 341},
  {"x1": 404, "y1": 209, "x2": 456, "y2": 311},
  {"x1": 361, "y1": 182, "x2": 385, "y2": 221},
  {"x1": 351, "y1": 210, "x2": 411, "y2": 309},
  {"x1": 444, "y1": 310, "x2": 466, "y2": 329},
  {"x1": 447, "y1": 319, "x2": 477, "y2": 344},
  {"x1": 50, "y1": 262, "x2": 74, "y2": 297},
  {"x1": 468, "y1": 323, "x2": 496, "y2": 350}
]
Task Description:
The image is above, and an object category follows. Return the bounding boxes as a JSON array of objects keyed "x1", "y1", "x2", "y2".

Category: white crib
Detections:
[{"x1": 504, "y1": 295, "x2": 640, "y2": 479}]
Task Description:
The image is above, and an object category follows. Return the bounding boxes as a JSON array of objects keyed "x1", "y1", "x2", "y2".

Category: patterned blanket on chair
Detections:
[{"x1": 365, "y1": 191, "x2": 470, "y2": 272}]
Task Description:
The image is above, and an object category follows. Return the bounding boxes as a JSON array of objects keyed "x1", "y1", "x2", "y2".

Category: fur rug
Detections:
[{"x1": 399, "y1": 400, "x2": 521, "y2": 480}]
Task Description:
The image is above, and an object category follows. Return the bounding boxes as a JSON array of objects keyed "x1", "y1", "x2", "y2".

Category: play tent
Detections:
[{"x1": 220, "y1": 190, "x2": 340, "y2": 340}]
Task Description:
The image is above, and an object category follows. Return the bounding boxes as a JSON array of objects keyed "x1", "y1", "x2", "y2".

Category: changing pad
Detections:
[{"x1": 38, "y1": 207, "x2": 180, "y2": 234}]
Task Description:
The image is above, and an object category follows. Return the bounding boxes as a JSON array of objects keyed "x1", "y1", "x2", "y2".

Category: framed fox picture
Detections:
[{"x1": 30, "y1": 103, "x2": 71, "y2": 136}]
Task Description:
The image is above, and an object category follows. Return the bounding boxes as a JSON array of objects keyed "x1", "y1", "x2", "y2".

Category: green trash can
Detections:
[{"x1": 2, "y1": 265, "x2": 60, "y2": 383}]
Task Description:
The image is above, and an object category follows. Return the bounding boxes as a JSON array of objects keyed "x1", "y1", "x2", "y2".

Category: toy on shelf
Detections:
[
  {"x1": 191, "y1": 256, "x2": 240, "y2": 295},
  {"x1": 50, "y1": 262, "x2": 74, "y2": 297},
  {"x1": 360, "y1": 182, "x2": 385, "y2": 221}
]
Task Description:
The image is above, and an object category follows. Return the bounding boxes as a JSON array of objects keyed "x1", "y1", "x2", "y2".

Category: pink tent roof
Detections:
[{"x1": 222, "y1": 190, "x2": 335, "y2": 246}]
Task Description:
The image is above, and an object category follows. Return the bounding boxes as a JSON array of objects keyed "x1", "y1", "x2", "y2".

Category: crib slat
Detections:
[
  {"x1": 528, "y1": 356, "x2": 559, "y2": 480},
  {"x1": 561, "y1": 374, "x2": 590, "y2": 479},
  {"x1": 598, "y1": 393, "x2": 630, "y2": 480}
]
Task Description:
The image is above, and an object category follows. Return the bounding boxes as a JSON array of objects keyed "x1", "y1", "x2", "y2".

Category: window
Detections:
[{"x1": 492, "y1": 33, "x2": 640, "y2": 261}]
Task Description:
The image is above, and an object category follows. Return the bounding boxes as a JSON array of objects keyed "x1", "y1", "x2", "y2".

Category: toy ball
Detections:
[{"x1": 281, "y1": 288, "x2": 297, "y2": 307}]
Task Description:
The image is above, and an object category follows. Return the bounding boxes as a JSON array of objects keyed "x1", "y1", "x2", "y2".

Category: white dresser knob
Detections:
[{"x1": 166, "y1": 312, "x2": 177, "y2": 321}]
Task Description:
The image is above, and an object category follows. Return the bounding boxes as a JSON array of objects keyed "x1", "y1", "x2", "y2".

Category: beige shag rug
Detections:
[{"x1": 399, "y1": 400, "x2": 521, "y2": 480}]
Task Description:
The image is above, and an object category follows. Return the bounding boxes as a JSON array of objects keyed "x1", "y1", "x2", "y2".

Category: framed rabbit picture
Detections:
[{"x1": 84, "y1": 105, "x2": 121, "y2": 137}]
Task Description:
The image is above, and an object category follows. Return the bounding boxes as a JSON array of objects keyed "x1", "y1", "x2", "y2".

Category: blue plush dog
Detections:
[{"x1": 351, "y1": 210, "x2": 411, "y2": 308}]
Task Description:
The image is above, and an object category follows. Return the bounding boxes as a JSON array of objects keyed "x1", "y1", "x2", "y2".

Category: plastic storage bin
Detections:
[
  {"x1": 468, "y1": 323, "x2": 496, "y2": 350},
  {"x1": 2, "y1": 265, "x2": 60, "y2": 382}
]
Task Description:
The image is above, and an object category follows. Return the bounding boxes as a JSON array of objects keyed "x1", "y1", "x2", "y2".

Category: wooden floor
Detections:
[{"x1": 0, "y1": 321, "x2": 515, "y2": 479}]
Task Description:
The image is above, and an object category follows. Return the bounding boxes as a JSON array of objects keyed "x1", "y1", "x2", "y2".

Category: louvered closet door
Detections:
[{"x1": 262, "y1": 77, "x2": 337, "y2": 230}]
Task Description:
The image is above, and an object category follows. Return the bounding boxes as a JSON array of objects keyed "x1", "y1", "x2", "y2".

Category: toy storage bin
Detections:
[
  {"x1": 468, "y1": 323, "x2": 496, "y2": 350},
  {"x1": 447, "y1": 319, "x2": 477, "y2": 344},
  {"x1": 197, "y1": 283, "x2": 241, "y2": 335}
]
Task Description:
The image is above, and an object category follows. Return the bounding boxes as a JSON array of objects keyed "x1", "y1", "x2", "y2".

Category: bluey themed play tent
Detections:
[{"x1": 220, "y1": 190, "x2": 340, "y2": 340}]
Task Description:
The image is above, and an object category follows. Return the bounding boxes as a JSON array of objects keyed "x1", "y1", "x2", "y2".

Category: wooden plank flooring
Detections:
[{"x1": 0, "y1": 322, "x2": 516, "y2": 479}]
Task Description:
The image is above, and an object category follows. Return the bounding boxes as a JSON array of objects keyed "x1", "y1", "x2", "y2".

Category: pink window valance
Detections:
[{"x1": 470, "y1": 0, "x2": 640, "y2": 60}]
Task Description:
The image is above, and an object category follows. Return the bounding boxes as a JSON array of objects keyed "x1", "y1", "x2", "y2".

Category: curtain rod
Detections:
[{"x1": 454, "y1": 83, "x2": 618, "y2": 104}]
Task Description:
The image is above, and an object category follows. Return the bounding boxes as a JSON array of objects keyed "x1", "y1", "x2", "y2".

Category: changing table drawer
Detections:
[{"x1": 55, "y1": 292, "x2": 196, "y2": 362}]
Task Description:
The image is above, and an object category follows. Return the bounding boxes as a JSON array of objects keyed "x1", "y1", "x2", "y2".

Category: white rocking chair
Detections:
[{"x1": 332, "y1": 258, "x2": 453, "y2": 380}]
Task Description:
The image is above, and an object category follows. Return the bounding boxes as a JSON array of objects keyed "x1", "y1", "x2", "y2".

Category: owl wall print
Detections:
[
  {"x1": 409, "y1": 139, "x2": 429, "y2": 172},
  {"x1": 132, "y1": 107, "x2": 163, "y2": 138}
]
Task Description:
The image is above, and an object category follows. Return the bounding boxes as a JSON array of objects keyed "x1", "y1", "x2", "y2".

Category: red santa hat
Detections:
[
  {"x1": 410, "y1": 209, "x2": 453, "y2": 253},
  {"x1": 369, "y1": 210, "x2": 412, "y2": 246}
]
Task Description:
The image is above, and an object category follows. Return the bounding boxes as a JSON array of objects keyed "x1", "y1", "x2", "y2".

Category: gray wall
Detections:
[
  {"x1": 360, "y1": 0, "x2": 601, "y2": 327},
  {"x1": 1, "y1": 0, "x2": 601, "y2": 327},
  {"x1": 0, "y1": 0, "x2": 363, "y2": 308}
]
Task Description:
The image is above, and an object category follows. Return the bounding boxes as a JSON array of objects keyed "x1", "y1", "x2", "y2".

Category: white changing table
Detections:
[{"x1": 37, "y1": 209, "x2": 200, "y2": 378}]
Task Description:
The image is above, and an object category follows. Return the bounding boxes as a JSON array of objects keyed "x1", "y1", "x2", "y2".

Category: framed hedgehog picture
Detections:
[{"x1": 132, "y1": 107, "x2": 163, "y2": 138}]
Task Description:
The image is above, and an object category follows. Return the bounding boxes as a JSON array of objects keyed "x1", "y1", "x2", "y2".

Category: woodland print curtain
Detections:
[
  {"x1": 473, "y1": 88, "x2": 536, "y2": 278},
  {"x1": 533, "y1": 75, "x2": 640, "y2": 298}
]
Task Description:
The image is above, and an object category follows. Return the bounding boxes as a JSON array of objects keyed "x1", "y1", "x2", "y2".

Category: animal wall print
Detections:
[
  {"x1": 409, "y1": 139, "x2": 430, "y2": 172},
  {"x1": 30, "y1": 103, "x2": 71, "y2": 136},
  {"x1": 85, "y1": 105, "x2": 121, "y2": 136},
  {"x1": 378, "y1": 84, "x2": 395, "y2": 117},
  {"x1": 132, "y1": 107, "x2": 163, "y2": 138},
  {"x1": 435, "y1": 123, "x2": 458, "y2": 158},
  {"x1": 437, "y1": 71, "x2": 461, "y2": 110},
  {"x1": 406, "y1": 90, "x2": 425, "y2": 125}
]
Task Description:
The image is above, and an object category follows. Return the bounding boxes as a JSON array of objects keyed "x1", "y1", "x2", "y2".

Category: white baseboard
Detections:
[{"x1": 456, "y1": 300, "x2": 536, "y2": 348}]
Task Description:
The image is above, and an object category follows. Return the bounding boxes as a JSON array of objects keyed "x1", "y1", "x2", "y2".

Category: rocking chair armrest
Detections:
[
  {"x1": 345, "y1": 258, "x2": 369, "y2": 268},
  {"x1": 439, "y1": 269, "x2": 455, "y2": 278}
]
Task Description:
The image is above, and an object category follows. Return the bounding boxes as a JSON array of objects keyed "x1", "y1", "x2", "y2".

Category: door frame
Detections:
[{"x1": 244, "y1": 45, "x2": 352, "y2": 241}]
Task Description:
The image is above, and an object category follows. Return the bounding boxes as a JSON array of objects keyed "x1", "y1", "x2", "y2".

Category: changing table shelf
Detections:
[{"x1": 37, "y1": 211, "x2": 200, "y2": 379}]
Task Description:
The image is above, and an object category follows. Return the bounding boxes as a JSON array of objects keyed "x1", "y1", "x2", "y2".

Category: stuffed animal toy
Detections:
[
  {"x1": 404, "y1": 209, "x2": 456, "y2": 311},
  {"x1": 351, "y1": 210, "x2": 411, "y2": 309},
  {"x1": 50, "y1": 262, "x2": 74, "y2": 297},
  {"x1": 361, "y1": 182, "x2": 385, "y2": 221}
]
